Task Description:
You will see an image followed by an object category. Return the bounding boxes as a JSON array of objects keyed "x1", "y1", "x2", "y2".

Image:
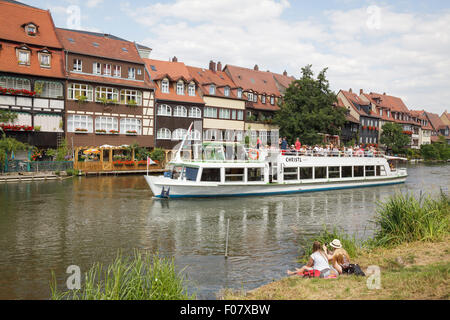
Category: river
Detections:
[{"x1": 0, "y1": 163, "x2": 448, "y2": 299}]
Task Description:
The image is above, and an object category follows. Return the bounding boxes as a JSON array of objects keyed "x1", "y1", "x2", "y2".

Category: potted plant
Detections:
[
  {"x1": 34, "y1": 125, "x2": 41, "y2": 132},
  {"x1": 95, "y1": 129, "x2": 106, "y2": 134},
  {"x1": 75, "y1": 128, "x2": 88, "y2": 133},
  {"x1": 76, "y1": 95, "x2": 88, "y2": 104},
  {"x1": 127, "y1": 99, "x2": 137, "y2": 107},
  {"x1": 126, "y1": 130, "x2": 137, "y2": 135},
  {"x1": 109, "y1": 129, "x2": 119, "y2": 134}
]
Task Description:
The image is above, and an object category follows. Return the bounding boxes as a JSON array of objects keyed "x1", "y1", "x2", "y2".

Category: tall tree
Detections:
[
  {"x1": 380, "y1": 122, "x2": 410, "y2": 154},
  {"x1": 274, "y1": 65, "x2": 346, "y2": 145}
]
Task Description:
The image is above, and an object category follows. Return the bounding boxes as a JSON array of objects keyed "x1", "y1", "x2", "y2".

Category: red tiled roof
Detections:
[
  {"x1": 272, "y1": 72, "x2": 296, "y2": 89},
  {"x1": 340, "y1": 90, "x2": 380, "y2": 118},
  {"x1": 0, "y1": 1, "x2": 62, "y2": 49},
  {"x1": 56, "y1": 28, "x2": 143, "y2": 64},
  {"x1": 366, "y1": 92, "x2": 409, "y2": 113},
  {"x1": 143, "y1": 58, "x2": 204, "y2": 104},
  {"x1": 424, "y1": 111, "x2": 445, "y2": 131},
  {"x1": 0, "y1": 41, "x2": 65, "y2": 78},
  {"x1": 224, "y1": 64, "x2": 281, "y2": 96},
  {"x1": 409, "y1": 110, "x2": 433, "y2": 130}
]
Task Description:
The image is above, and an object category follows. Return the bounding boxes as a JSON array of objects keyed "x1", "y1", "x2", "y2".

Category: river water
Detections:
[{"x1": 0, "y1": 163, "x2": 448, "y2": 300}]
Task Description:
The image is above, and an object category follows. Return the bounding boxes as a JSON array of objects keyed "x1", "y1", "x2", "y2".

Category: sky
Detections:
[{"x1": 20, "y1": 0, "x2": 450, "y2": 115}]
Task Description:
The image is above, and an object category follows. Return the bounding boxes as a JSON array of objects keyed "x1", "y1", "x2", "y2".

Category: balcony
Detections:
[{"x1": 0, "y1": 93, "x2": 64, "y2": 111}]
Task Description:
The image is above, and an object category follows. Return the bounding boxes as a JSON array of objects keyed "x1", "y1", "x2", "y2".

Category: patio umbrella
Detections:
[{"x1": 83, "y1": 148, "x2": 100, "y2": 154}]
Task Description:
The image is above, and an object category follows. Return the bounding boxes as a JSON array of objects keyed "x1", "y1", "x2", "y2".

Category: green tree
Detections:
[
  {"x1": 0, "y1": 135, "x2": 29, "y2": 170},
  {"x1": 380, "y1": 122, "x2": 410, "y2": 154},
  {"x1": 274, "y1": 65, "x2": 346, "y2": 145},
  {"x1": 0, "y1": 110, "x2": 17, "y2": 123}
]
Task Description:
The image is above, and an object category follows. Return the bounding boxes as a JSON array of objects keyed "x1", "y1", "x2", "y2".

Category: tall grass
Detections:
[
  {"x1": 50, "y1": 251, "x2": 195, "y2": 300},
  {"x1": 371, "y1": 191, "x2": 450, "y2": 247},
  {"x1": 299, "y1": 227, "x2": 361, "y2": 263}
]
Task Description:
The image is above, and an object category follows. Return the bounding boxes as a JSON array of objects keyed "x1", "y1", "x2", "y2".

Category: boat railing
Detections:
[{"x1": 278, "y1": 149, "x2": 386, "y2": 158}]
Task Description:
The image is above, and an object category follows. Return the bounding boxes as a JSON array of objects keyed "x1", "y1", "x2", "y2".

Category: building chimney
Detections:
[
  {"x1": 216, "y1": 61, "x2": 222, "y2": 71},
  {"x1": 349, "y1": 88, "x2": 352, "y2": 93},
  {"x1": 360, "y1": 89, "x2": 363, "y2": 95},
  {"x1": 254, "y1": 64, "x2": 259, "y2": 71},
  {"x1": 209, "y1": 60, "x2": 216, "y2": 72},
  {"x1": 172, "y1": 56, "x2": 178, "y2": 62},
  {"x1": 383, "y1": 92, "x2": 386, "y2": 95},
  {"x1": 283, "y1": 70, "x2": 287, "y2": 76}
]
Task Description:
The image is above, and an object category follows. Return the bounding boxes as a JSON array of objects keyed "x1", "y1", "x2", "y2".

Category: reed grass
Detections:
[
  {"x1": 371, "y1": 190, "x2": 450, "y2": 247},
  {"x1": 50, "y1": 250, "x2": 195, "y2": 300}
]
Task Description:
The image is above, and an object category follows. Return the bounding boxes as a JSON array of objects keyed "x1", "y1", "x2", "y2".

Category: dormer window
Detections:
[
  {"x1": 161, "y1": 79, "x2": 169, "y2": 93},
  {"x1": 224, "y1": 86, "x2": 230, "y2": 97},
  {"x1": 188, "y1": 83, "x2": 195, "y2": 96},
  {"x1": 17, "y1": 46, "x2": 30, "y2": 65},
  {"x1": 209, "y1": 84, "x2": 215, "y2": 95},
  {"x1": 128, "y1": 67, "x2": 136, "y2": 79},
  {"x1": 93, "y1": 62, "x2": 101, "y2": 75},
  {"x1": 39, "y1": 52, "x2": 51, "y2": 68},
  {"x1": 73, "y1": 59, "x2": 82, "y2": 72},
  {"x1": 253, "y1": 94, "x2": 257, "y2": 103},
  {"x1": 248, "y1": 92, "x2": 253, "y2": 101},
  {"x1": 237, "y1": 88, "x2": 242, "y2": 99},
  {"x1": 25, "y1": 24, "x2": 37, "y2": 36},
  {"x1": 262, "y1": 95, "x2": 266, "y2": 104},
  {"x1": 177, "y1": 81, "x2": 184, "y2": 95},
  {"x1": 270, "y1": 96, "x2": 275, "y2": 105}
]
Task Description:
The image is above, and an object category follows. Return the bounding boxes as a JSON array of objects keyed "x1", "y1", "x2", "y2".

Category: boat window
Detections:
[
  {"x1": 248, "y1": 168, "x2": 263, "y2": 181},
  {"x1": 300, "y1": 167, "x2": 313, "y2": 180},
  {"x1": 283, "y1": 167, "x2": 298, "y2": 181},
  {"x1": 354, "y1": 166, "x2": 364, "y2": 177},
  {"x1": 172, "y1": 166, "x2": 183, "y2": 179},
  {"x1": 185, "y1": 167, "x2": 199, "y2": 181},
  {"x1": 365, "y1": 166, "x2": 375, "y2": 177},
  {"x1": 328, "y1": 166, "x2": 340, "y2": 179},
  {"x1": 376, "y1": 165, "x2": 386, "y2": 176},
  {"x1": 201, "y1": 168, "x2": 221, "y2": 182},
  {"x1": 342, "y1": 166, "x2": 352, "y2": 178},
  {"x1": 314, "y1": 167, "x2": 326, "y2": 179},
  {"x1": 225, "y1": 168, "x2": 244, "y2": 182}
]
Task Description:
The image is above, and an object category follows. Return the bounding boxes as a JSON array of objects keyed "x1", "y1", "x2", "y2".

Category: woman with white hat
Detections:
[{"x1": 326, "y1": 239, "x2": 351, "y2": 275}]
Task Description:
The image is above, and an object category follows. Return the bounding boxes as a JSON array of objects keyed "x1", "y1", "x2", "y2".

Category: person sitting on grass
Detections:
[
  {"x1": 287, "y1": 241, "x2": 338, "y2": 278},
  {"x1": 325, "y1": 239, "x2": 350, "y2": 274}
]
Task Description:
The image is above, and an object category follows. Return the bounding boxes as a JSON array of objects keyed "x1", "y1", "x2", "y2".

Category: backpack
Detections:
[{"x1": 343, "y1": 263, "x2": 365, "y2": 276}]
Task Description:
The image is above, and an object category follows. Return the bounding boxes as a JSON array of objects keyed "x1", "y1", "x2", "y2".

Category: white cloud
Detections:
[
  {"x1": 86, "y1": 0, "x2": 103, "y2": 8},
  {"x1": 124, "y1": 0, "x2": 449, "y2": 114}
]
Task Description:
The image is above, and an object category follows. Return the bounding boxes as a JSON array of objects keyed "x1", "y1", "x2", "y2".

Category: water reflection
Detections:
[{"x1": 0, "y1": 164, "x2": 448, "y2": 299}]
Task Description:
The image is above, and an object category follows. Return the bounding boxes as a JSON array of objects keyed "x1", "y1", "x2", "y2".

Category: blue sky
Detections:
[{"x1": 21, "y1": 0, "x2": 450, "y2": 115}]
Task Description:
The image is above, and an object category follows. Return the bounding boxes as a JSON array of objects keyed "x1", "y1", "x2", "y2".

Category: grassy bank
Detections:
[
  {"x1": 223, "y1": 192, "x2": 450, "y2": 300},
  {"x1": 50, "y1": 251, "x2": 195, "y2": 300}
]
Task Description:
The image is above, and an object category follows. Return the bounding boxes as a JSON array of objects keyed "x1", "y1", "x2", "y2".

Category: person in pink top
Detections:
[{"x1": 295, "y1": 138, "x2": 301, "y2": 151}]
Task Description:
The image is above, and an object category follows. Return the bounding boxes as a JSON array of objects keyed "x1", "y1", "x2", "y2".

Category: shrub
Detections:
[
  {"x1": 66, "y1": 168, "x2": 80, "y2": 176},
  {"x1": 50, "y1": 251, "x2": 195, "y2": 300},
  {"x1": 371, "y1": 191, "x2": 450, "y2": 247},
  {"x1": 149, "y1": 147, "x2": 165, "y2": 164}
]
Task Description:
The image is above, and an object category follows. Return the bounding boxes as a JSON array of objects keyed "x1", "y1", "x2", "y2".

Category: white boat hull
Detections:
[{"x1": 145, "y1": 175, "x2": 407, "y2": 199}]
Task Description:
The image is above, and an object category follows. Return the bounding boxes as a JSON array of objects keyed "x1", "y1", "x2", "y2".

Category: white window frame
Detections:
[
  {"x1": 161, "y1": 79, "x2": 169, "y2": 93},
  {"x1": 17, "y1": 50, "x2": 30, "y2": 65},
  {"x1": 68, "y1": 83, "x2": 93, "y2": 101},
  {"x1": 128, "y1": 67, "x2": 136, "y2": 79},
  {"x1": 67, "y1": 115, "x2": 93, "y2": 133},
  {"x1": 204, "y1": 107, "x2": 217, "y2": 118},
  {"x1": 104, "y1": 64, "x2": 111, "y2": 76},
  {"x1": 248, "y1": 92, "x2": 253, "y2": 101},
  {"x1": 73, "y1": 59, "x2": 82, "y2": 72},
  {"x1": 95, "y1": 116, "x2": 118, "y2": 132},
  {"x1": 237, "y1": 110, "x2": 244, "y2": 120},
  {"x1": 188, "y1": 83, "x2": 195, "y2": 96},
  {"x1": 189, "y1": 129, "x2": 201, "y2": 141},
  {"x1": 157, "y1": 128, "x2": 171, "y2": 140},
  {"x1": 120, "y1": 118, "x2": 141, "y2": 134},
  {"x1": 157, "y1": 104, "x2": 172, "y2": 116},
  {"x1": 0, "y1": 76, "x2": 31, "y2": 90},
  {"x1": 219, "y1": 108, "x2": 230, "y2": 119},
  {"x1": 224, "y1": 86, "x2": 230, "y2": 97},
  {"x1": 262, "y1": 95, "x2": 266, "y2": 104},
  {"x1": 35, "y1": 81, "x2": 63, "y2": 98},
  {"x1": 95, "y1": 87, "x2": 119, "y2": 102},
  {"x1": 120, "y1": 89, "x2": 142, "y2": 105},
  {"x1": 173, "y1": 105, "x2": 187, "y2": 117},
  {"x1": 93, "y1": 62, "x2": 101, "y2": 75},
  {"x1": 209, "y1": 84, "x2": 215, "y2": 95},
  {"x1": 113, "y1": 65, "x2": 121, "y2": 77},
  {"x1": 39, "y1": 53, "x2": 51, "y2": 68},
  {"x1": 270, "y1": 96, "x2": 275, "y2": 105},
  {"x1": 177, "y1": 81, "x2": 185, "y2": 95},
  {"x1": 189, "y1": 107, "x2": 201, "y2": 118},
  {"x1": 253, "y1": 94, "x2": 257, "y2": 102},
  {"x1": 237, "y1": 88, "x2": 242, "y2": 98},
  {"x1": 172, "y1": 128, "x2": 187, "y2": 140}
]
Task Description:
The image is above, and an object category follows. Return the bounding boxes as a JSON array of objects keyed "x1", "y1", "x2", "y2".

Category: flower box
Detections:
[
  {"x1": 124, "y1": 160, "x2": 135, "y2": 166},
  {"x1": 126, "y1": 130, "x2": 137, "y2": 135},
  {"x1": 137, "y1": 160, "x2": 147, "y2": 166},
  {"x1": 113, "y1": 160, "x2": 124, "y2": 166},
  {"x1": 75, "y1": 128, "x2": 88, "y2": 133},
  {"x1": 0, "y1": 124, "x2": 34, "y2": 131},
  {"x1": 95, "y1": 129, "x2": 107, "y2": 134},
  {"x1": 0, "y1": 86, "x2": 36, "y2": 97},
  {"x1": 108, "y1": 130, "x2": 119, "y2": 134}
]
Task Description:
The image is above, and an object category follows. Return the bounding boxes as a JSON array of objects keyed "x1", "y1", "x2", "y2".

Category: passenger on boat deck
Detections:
[
  {"x1": 287, "y1": 241, "x2": 339, "y2": 278},
  {"x1": 325, "y1": 239, "x2": 351, "y2": 275},
  {"x1": 295, "y1": 138, "x2": 301, "y2": 151},
  {"x1": 281, "y1": 137, "x2": 288, "y2": 150},
  {"x1": 256, "y1": 137, "x2": 262, "y2": 150}
]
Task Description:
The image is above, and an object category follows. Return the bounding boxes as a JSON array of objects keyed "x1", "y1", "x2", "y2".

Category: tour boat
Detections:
[{"x1": 144, "y1": 141, "x2": 408, "y2": 199}]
